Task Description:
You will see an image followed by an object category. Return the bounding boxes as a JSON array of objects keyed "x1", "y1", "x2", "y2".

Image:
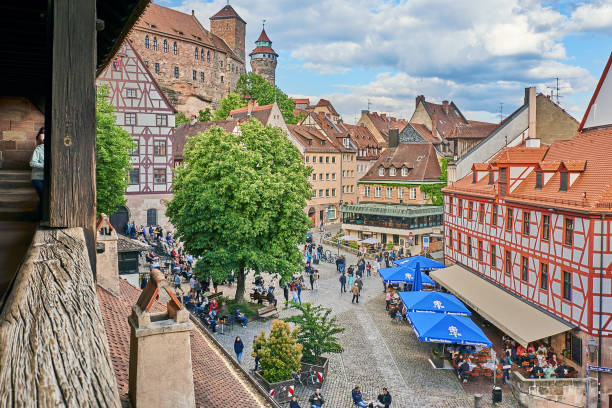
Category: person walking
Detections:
[
  {"x1": 348, "y1": 274, "x2": 354, "y2": 288},
  {"x1": 281, "y1": 280, "x2": 289, "y2": 305},
  {"x1": 309, "y1": 272, "x2": 315, "y2": 290},
  {"x1": 234, "y1": 336, "x2": 244, "y2": 364},
  {"x1": 29, "y1": 127, "x2": 45, "y2": 220},
  {"x1": 296, "y1": 281, "x2": 303, "y2": 305},
  {"x1": 351, "y1": 284, "x2": 360, "y2": 304},
  {"x1": 308, "y1": 388, "x2": 325, "y2": 407},
  {"x1": 356, "y1": 277, "x2": 363, "y2": 294},
  {"x1": 313, "y1": 270, "x2": 320, "y2": 290},
  {"x1": 339, "y1": 273, "x2": 347, "y2": 293},
  {"x1": 366, "y1": 263, "x2": 371, "y2": 277}
]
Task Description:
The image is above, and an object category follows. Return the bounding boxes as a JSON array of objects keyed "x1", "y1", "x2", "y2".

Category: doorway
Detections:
[{"x1": 110, "y1": 206, "x2": 129, "y2": 233}]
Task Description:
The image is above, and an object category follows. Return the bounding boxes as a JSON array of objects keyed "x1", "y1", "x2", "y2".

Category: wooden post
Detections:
[{"x1": 50, "y1": 0, "x2": 97, "y2": 271}]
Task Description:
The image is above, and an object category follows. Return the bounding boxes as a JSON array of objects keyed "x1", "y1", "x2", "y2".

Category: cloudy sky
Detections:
[{"x1": 162, "y1": 0, "x2": 611, "y2": 124}]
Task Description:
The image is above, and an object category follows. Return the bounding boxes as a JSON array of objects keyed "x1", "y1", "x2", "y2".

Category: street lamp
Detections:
[{"x1": 587, "y1": 338, "x2": 598, "y2": 362}]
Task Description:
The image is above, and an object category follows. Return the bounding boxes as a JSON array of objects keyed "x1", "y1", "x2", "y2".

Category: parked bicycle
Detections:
[{"x1": 293, "y1": 368, "x2": 318, "y2": 387}]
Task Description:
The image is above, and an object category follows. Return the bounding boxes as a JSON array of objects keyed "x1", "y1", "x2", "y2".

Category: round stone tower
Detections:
[{"x1": 249, "y1": 25, "x2": 277, "y2": 85}]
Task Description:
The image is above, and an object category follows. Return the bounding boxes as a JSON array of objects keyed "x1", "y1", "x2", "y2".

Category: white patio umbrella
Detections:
[
  {"x1": 338, "y1": 235, "x2": 361, "y2": 242},
  {"x1": 360, "y1": 237, "x2": 380, "y2": 245}
]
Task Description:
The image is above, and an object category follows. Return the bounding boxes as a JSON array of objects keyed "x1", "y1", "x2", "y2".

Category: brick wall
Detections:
[{"x1": 0, "y1": 97, "x2": 44, "y2": 169}]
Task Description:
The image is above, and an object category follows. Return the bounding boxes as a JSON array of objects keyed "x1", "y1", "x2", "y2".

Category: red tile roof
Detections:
[
  {"x1": 210, "y1": 4, "x2": 246, "y2": 24},
  {"x1": 292, "y1": 98, "x2": 310, "y2": 105},
  {"x1": 410, "y1": 123, "x2": 440, "y2": 144},
  {"x1": 97, "y1": 279, "x2": 272, "y2": 407},
  {"x1": 249, "y1": 46, "x2": 278, "y2": 56},
  {"x1": 287, "y1": 124, "x2": 339, "y2": 152},
  {"x1": 174, "y1": 120, "x2": 239, "y2": 160},
  {"x1": 471, "y1": 163, "x2": 490, "y2": 171},
  {"x1": 361, "y1": 143, "x2": 442, "y2": 182},
  {"x1": 422, "y1": 101, "x2": 467, "y2": 138},
  {"x1": 315, "y1": 99, "x2": 340, "y2": 117},
  {"x1": 490, "y1": 145, "x2": 549, "y2": 165},
  {"x1": 447, "y1": 121, "x2": 498, "y2": 140},
  {"x1": 363, "y1": 112, "x2": 408, "y2": 138},
  {"x1": 345, "y1": 124, "x2": 380, "y2": 150},
  {"x1": 256, "y1": 28, "x2": 271, "y2": 43}
]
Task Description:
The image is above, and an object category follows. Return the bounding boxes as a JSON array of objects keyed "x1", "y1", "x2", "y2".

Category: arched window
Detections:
[
  {"x1": 152, "y1": 37, "x2": 157, "y2": 50},
  {"x1": 207, "y1": 50, "x2": 210, "y2": 62},
  {"x1": 195, "y1": 47, "x2": 199, "y2": 59},
  {"x1": 146, "y1": 209, "x2": 158, "y2": 226},
  {"x1": 201, "y1": 49, "x2": 204, "y2": 60},
  {"x1": 173, "y1": 42, "x2": 177, "y2": 55},
  {"x1": 163, "y1": 39, "x2": 167, "y2": 52},
  {"x1": 145, "y1": 36, "x2": 149, "y2": 49}
]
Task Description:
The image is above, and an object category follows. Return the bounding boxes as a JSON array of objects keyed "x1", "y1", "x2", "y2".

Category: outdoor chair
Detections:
[{"x1": 462, "y1": 371, "x2": 472, "y2": 383}]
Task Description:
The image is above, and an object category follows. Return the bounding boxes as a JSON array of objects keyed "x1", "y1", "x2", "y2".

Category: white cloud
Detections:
[{"x1": 570, "y1": 1, "x2": 612, "y2": 32}]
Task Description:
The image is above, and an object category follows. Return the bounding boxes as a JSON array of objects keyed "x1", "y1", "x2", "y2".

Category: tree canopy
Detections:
[
  {"x1": 420, "y1": 157, "x2": 451, "y2": 206},
  {"x1": 236, "y1": 73, "x2": 301, "y2": 124},
  {"x1": 166, "y1": 119, "x2": 312, "y2": 300},
  {"x1": 175, "y1": 112, "x2": 189, "y2": 128},
  {"x1": 198, "y1": 108, "x2": 212, "y2": 122},
  {"x1": 95, "y1": 86, "x2": 135, "y2": 216},
  {"x1": 212, "y1": 92, "x2": 246, "y2": 121},
  {"x1": 253, "y1": 320, "x2": 302, "y2": 383}
]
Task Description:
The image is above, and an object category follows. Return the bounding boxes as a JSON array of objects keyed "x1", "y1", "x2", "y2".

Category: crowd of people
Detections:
[{"x1": 287, "y1": 385, "x2": 392, "y2": 408}]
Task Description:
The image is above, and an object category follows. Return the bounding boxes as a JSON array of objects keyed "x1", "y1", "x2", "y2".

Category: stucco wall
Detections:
[{"x1": 536, "y1": 96, "x2": 578, "y2": 145}]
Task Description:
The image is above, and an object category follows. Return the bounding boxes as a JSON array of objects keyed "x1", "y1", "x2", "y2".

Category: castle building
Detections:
[
  {"x1": 249, "y1": 26, "x2": 278, "y2": 85},
  {"x1": 130, "y1": 3, "x2": 246, "y2": 116}
]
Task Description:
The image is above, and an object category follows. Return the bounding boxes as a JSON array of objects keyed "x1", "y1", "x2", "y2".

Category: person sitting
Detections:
[
  {"x1": 531, "y1": 363, "x2": 543, "y2": 378},
  {"x1": 544, "y1": 363, "x2": 555, "y2": 378},
  {"x1": 209, "y1": 299, "x2": 219, "y2": 317},
  {"x1": 266, "y1": 290, "x2": 277, "y2": 307},
  {"x1": 458, "y1": 359, "x2": 470, "y2": 383},
  {"x1": 235, "y1": 308, "x2": 248, "y2": 327},
  {"x1": 351, "y1": 385, "x2": 367, "y2": 407},
  {"x1": 203, "y1": 312, "x2": 217, "y2": 333},
  {"x1": 555, "y1": 363, "x2": 567, "y2": 378},
  {"x1": 371, "y1": 388, "x2": 392, "y2": 407}
]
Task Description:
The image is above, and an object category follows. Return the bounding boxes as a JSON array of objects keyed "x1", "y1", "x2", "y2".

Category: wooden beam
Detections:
[{"x1": 49, "y1": 0, "x2": 97, "y2": 270}]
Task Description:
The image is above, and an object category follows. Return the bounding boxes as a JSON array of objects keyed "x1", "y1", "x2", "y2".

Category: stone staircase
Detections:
[{"x1": 0, "y1": 170, "x2": 37, "y2": 298}]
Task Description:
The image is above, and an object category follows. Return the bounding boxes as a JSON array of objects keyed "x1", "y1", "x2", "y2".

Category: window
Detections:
[
  {"x1": 163, "y1": 39, "x2": 167, "y2": 53},
  {"x1": 173, "y1": 42, "x2": 177, "y2": 55},
  {"x1": 540, "y1": 263, "x2": 548, "y2": 291},
  {"x1": 479, "y1": 203, "x2": 485, "y2": 223},
  {"x1": 423, "y1": 192, "x2": 428, "y2": 200},
  {"x1": 201, "y1": 49, "x2": 204, "y2": 60},
  {"x1": 325, "y1": 189, "x2": 329, "y2": 197},
  {"x1": 492, "y1": 204, "x2": 498, "y2": 225},
  {"x1": 126, "y1": 88, "x2": 137, "y2": 98},
  {"x1": 328, "y1": 207, "x2": 336, "y2": 219},
  {"x1": 332, "y1": 173, "x2": 336, "y2": 180},
  {"x1": 386, "y1": 187, "x2": 392, "y2": 198},
  {"x1": 488, "y1": 171, "x2": 494, "y2": 184},
  {"x1": 409, "y1": 188, "x2": 417, "y2": 200},
  {"x1": 378, "y1": 167, "x2": 385, "y2": 176},
  {"x1": 523, "y1": 211, "x2": 530, "y2": 235},
  {"x1": 129, "y1": 139, "x2": 138, "y2": 156},
  {"x1": 521, "y1": 256, "x2": 528, "y2": 282},
  {"x1": 506, "y1": 208, "x2": 513, "y2": 231},
  {"x1": 491, "y1": 244, "x2": 496, "y2": 267},
  {"x1": 375, "y1": 186, "x2": 381, "y2": 197},
  {"x1": 318, "y1": 189, "x2": 323, "y2": 197},
  {"x1": 331, "y1": 157, "x2": 335, "y2": 163},
  {"x1": 154, "y1": 63, "x2": 160, "y2": 74},
  {"x1": 195, "y1": 47, "x2": 199, "y2": 59},
  {"x1": 174, "y1": 67, "x2": 179, "y2": 78},
  {"x1": 146, "y1": 209, "x2": 158, "y2": 226},
  {"x1": 331, "y1": 189, "x2": 336, "y2": 197},
  {"x1": 535, "y1": 171, "x2": 542, "y2": 189},
  {"x1": 129, "y1": 169, "x2": 139, "y2": 185},
  {"x1": 112, "y1": 58, "x2": 121, "y2": 71},
  {"x1": 398, "y1": 188, "x2": 404, "y2": 199},
  {"x1": 467, "y1": 237, "x2": 472, "y2": 257},
  {"x1": 364, "y1": 186, "x2": 370, "y2": 197},
  {"x1": 312, "y1": 189, "x2": 316, "y2": 198},
  {"x1": 560, "y1": 171, "x2": 568, "y2": 191},
  {"x1": 152, "y1": 37, "x2": 157, "y2": 50},
  {"x1": 563, "y1": 271, "x2": 571, "y2": 300},
  {"x1": 499, "y1": 167, "x2": 507, "y2": 196},
  {"x1": 468, "y1": 201, "x2": 474, "y2": 220},
  {"x1": 449, "y1": 231, "x2": 453, "y2": 249},
  {"x1": 565, "y1": 218, "x2": 573, "y2": 245},
  {"x1": 319, "y1": 173, "x2": 323, "y2": 180},
  {"x1": 145, "y1": 36, "x2": 149, "y2": 49},
  {"x1": 505, "y1": 250, "x2": 511, "y2": 275},
  {"x1": 125, "y1": 113, "x2": 136, "y2": 125},
  {"x1": 305, "y1": 156, "x2": 310, "y2": 163},
  {"x1": 542, "y1": 214, "x2": 550, "y2": 241},
  {"x1": 154, "y1": 140, "x2": 166, "y2": 156},
  {"x1": 390, "y1": 168, "x2": 396, "y2": 176},
  {"x1": 192, "y1": 70, "x2": 197, "y2": 80},
  {"x1": 312, "y1": 174, "x2": 316, "y2": 181},
  {"x1": 200, "y1": 72, "x2": 204, "y2": 82},
  {"x1": 207, "y1": 50, "x2": 210, "y2": 62},
  {"x1": 326, "y1": 173, "x2": 329, "y2": 181},
  {"x1": 478, "y1": 240, "x2": 483, "y2": 261},
  {"x1": 326, "y1": 156, "x2": 329, "y2": 163},
  {"x1": 221, "y1": 75, "x2": 224, "y2": 83},
  {"x1": 401, "y1": 167, "x2": 408, "y2": 176},
  {"x1": 154, "y1": 114, "x2": 167, "y2": 126},
  {"x1": 458, "y1": 199, "x2": 463, "y2": 218},
  {"x1": 153, "y1": 168, "x2": 166, "y2": 184},
  {"x1": 458, "y1": 233, "x2": 462, "y2": 253}
]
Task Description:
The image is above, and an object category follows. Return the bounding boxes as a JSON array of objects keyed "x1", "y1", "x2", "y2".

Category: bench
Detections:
[
  {"x1": 257, "y1": 305, "x2": 279, "y2": 319},
  {"x1": 208, "y1": 291, "x2": 223, "y2": 301},
  {"x1": 249, "y1": 292, "x2": 271, "y2": 304}
]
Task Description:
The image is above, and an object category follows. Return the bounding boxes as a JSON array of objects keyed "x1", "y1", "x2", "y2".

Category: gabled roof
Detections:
[
  {"x1": 362, "y1": 111, "x2": 408, "y2": 138},
  {"x1": 287, "y1": 124, "x2": 338, "y2": 153},
  {"x1": 229, "y1": 104, "x2": 274, "y2": 124},
  {"x1": 209, "y1": 4, "x2": 246, "y2": 24},
  {"x1": 422, "y1": 100, "x2": 468, "y2": 138},
  {"x1": 315, "y1": 99, "x2": 340, "y2": 117},
  {"x1": 361, "y1": 143, "x2": 441, "y2": 183},
  {"x1": 447, "y1": 121, "x2": 498, "y2": 140},
  {"x1": 345, "y1": 124, "x2": 380, "y2": 151},
  {"x1": 174, "y1": 120, "x2": 239, "y2": 161},
  {"x1": 410, "y1": 123, "x2": 440, "y2": 144},
  {"x1": 490, "y1": 145, "x2": 549, "y2": 165},
  {"x1": 579, "y1": 52, "x2": 612, "y2": 131}
]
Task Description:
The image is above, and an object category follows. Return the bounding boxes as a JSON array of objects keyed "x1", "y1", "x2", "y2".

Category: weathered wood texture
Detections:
[
  {"x1": 49, "y1": 0, "x2": 97, "y2": 269},
  {"x1": 0, "y1": 228, "x2": 121, "y2": 407}
]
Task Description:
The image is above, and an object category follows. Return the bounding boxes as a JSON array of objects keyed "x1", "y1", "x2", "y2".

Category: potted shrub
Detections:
[
  {"x1": 252, "y1": 320, "x2": 302, "y2": 403},
  {"x1": 283, "y1": 302, "x2": 344, "y2": 384}
]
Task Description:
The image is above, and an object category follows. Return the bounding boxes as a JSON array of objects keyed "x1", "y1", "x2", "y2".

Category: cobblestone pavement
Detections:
[{"x1": 194, "y1": 230, "x2": 518, "y2": 407}]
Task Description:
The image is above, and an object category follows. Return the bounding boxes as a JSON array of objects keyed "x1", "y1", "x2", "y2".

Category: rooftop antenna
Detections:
[
  {"x1": 262, "y1": 18, "x2": 266, "y2": 29},
  {"x1": 547, "y1": 77, "x2": 563, "y2": 105},
  {"x1": 367, "y1": 99, "x2": 371, "y2": 112},
  {"x1": 498, "y1": 102, "x2": 503, "y2": 124}
]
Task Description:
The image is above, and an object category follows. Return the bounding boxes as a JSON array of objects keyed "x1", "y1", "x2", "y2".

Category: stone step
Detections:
[
  {"x1": 0, "y1": 191, "x2": 38, "y2": 209},
  {"x1": 0, "y1": 179, "x2": 31, "y2": 189},
  {"x1": 0, "y1": 207, "x2": 37, "y2": 222}
]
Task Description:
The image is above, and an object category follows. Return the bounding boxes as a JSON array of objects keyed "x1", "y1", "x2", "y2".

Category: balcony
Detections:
[{"x1": 341, "y1": 202, "x2": 443, "y2": 231}]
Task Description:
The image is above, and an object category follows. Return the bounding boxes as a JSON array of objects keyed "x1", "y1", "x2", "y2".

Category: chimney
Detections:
[
  {"x1": 95, "y1": 214, "x2": 120, "y2": 297},
  {"x1": 380, "y1": 113, "x2": 387, "y2": 121},
  {"x1": 442, "y1": 100, "x2": 449, "y2": 114},
  {"x1": 527, "y1": 86, "x2": 536, "y2": 139},
  {"x1": 129, "y1": 270, "x2": 195, "y2": 408},
  {"x1": 191, "y1": 9, "x2": 195, "y2": 16},
  {"x1": 388, "y1": 128, "x2": 399, "y2": 148},
  {"x1": 247, "y1": 99, "x2": 255, "y2": 116},
  {"x1": 361, "y1": 109, "x2": 369, "y2": 115}
]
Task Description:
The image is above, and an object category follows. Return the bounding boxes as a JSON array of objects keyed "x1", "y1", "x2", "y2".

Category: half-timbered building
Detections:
[
  {"x1": 440, "y1": 53, "x2": 612, "y2": 406},
  {"x1": 97, "y1": 40, "x2": 176, "y2": 231}
]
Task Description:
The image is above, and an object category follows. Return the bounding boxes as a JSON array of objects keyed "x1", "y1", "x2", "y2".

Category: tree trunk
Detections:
[{"x1": 235, "y1": 268, "x2": 246, "y2": 301}]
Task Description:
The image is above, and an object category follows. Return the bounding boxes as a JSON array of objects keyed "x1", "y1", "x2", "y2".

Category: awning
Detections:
[{"x1": 430, "y1": 265, "x2": 574, "y2": 347}]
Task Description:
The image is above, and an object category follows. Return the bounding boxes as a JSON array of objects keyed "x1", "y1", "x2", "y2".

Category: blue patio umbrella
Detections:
[
  {"x1": 406, "y1": 312, "x2": 491, "y2": 347},
  {"x1": 378, "y1": 265, "x2": 434, "y2": 286},
  {"x1": 393, "y1": 255, "x2": 445, "y2": 270},
  {"x1": 411, "y1": 262, "x2": 423, "y2": 292},
  {"x1": 398, "y1": 291, "x2": 471, "y2": 316}
]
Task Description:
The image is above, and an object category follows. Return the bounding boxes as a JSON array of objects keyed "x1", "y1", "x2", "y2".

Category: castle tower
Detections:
[
  {"x1": 210, "y1": 4, "x2": 246, "y2": 61},
  {"x1": 249, "y1": 24, "x2": 278, "y2": 85}
]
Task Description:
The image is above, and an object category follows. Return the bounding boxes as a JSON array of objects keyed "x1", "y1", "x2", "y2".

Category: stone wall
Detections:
[
  {"x1": 251, "y1": 57, "x2": 277, "y2": 85},
  {"x1": 511, "y1": 371, "x2": 597, "y2": 408},
  {"x1": 535, "y1": 95, "x2": 578, "y2": 145},
  {"x1": 0, "y1": 97, "x2": 44, "y2": 169},
  {"x1": 210, "y1": 17, "x2": 246, "y2": 61},
  {"x1": 126, "y1": 193, "x2": 174, "y2": 231}
]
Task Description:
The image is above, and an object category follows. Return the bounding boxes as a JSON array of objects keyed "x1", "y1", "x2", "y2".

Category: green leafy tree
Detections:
[
  {"x1": 253, "y1": 320, "x2": 302, "y2": 382},
  {"x1": 236, "y1": 73, "x2": 300, "y2": 124},
  {"x1": 213, "y1": 92, "x2": 247, "y2": 120},
  {"x1": 283, "y1": 302, "x2": 344, "y2": 364},
  {"x1": 95, "y1": 86, "x2": 135, "y2": 216},
  {"x1": 420, "y1": 157, "x2": 452, "y2": 206},
  {"x1": 175, "y1": 112, "x2": 190, "y2": 127},
  {"x1": 166, "y1": 119, "x2": 311, "y2": 300},
  {"x1": 198, "y1": 108, "x2": 212, "y2": 122}
]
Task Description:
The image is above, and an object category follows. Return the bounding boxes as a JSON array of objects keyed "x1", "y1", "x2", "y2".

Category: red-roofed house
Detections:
[
  {"x1": 357, "y1": 110, "x2": 409, "y2": 147},
  {"x1": 441, "y1": 53, "x2": 612, "y2": 405}
]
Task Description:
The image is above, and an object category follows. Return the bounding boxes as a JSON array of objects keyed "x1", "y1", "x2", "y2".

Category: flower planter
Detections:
[
  {"x1": 301, "y1": 356, "x2": 329, "y2": 385},
  {"x1": 253, "y1": 371, "x2": 295, "y2": 404}
]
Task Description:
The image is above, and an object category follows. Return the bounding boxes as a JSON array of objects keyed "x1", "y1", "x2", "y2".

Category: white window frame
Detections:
[
  {"x1": 386, "y1": 187, "x2": 393, "y2": 198},
  {"x1": 401, "y1": 167, "x2": 408, "y2": 176},
  {"x1": 375, "y1": 186, "x2": 381, "y2": 197},
  {"x1": 409, "y1": 187, "x2": 417, "y2": 200},
  {"x1": 364, "y1": 186, "x2": 370, "y2": 197},
  {"x1": 398, "y1": 188, "x2": 404, "y2": 199},
  {"x1": 378, "y1": 167, "x2": 385, "y2": 176},
  {"x1": 390, "y1": 168, "x2": 396, "y2": 176}
]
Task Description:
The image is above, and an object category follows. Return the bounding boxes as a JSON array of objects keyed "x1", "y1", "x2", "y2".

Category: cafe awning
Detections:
[{"x1": 430, "y1": 265, "x2": 574, "y2": 347}]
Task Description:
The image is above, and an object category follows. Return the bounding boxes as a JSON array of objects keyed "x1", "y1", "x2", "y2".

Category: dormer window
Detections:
[
  {"x1": 378, "y1": 167, "x2": 385, "y2": 176},
  {"x1": 535, "y1": 171, "x2": 542, "y2": 189},
  {"x1": 390, "y1": 168, "x2": 396, "y2": 176},
  {"x1": 560, "y1": 171, "x2": 568, "y2": 191},
  {"x1": 488, "y1": 171, "x2": 493, "y2": 185},
  {"x1": 401, "y1": 168, "x2": 408, "y2": 177}
]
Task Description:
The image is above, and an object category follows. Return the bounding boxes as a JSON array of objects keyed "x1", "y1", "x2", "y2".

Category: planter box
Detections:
[
  {"x1": 301, "y1": 356, "x2": 329, "y2": 385},
  {"x1": 253, "y1": 371, "x2": 295, "y2": 404}
]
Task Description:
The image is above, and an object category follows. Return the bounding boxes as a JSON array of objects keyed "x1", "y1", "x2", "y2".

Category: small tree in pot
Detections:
[{"x1": 284, "y1": 302, "x2": 344, "y2": 382}]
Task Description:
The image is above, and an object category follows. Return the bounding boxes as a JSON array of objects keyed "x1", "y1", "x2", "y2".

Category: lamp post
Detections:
[{"x1": 587, "y1": 338, "x2": 598, "y2": 363}]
